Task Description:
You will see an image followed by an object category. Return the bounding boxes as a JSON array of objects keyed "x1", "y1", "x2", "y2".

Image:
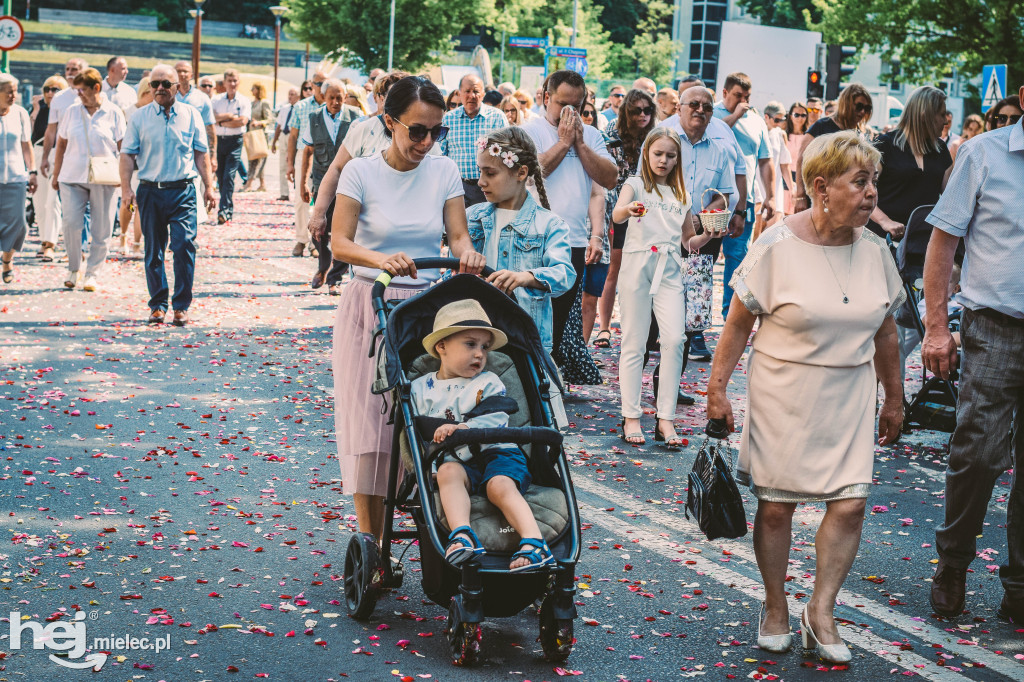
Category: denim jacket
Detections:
[{"x1": 467, "y1": 194, "x2": 576, "y2": 352}]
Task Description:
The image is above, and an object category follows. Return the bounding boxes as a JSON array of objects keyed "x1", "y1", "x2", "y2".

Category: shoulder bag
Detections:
[
  {"x1": 685, "y1": 419, "x2": 748, "y2": 540},
  {"x1": 80, "y1": 107, "x2": 121, "y2": 186}
]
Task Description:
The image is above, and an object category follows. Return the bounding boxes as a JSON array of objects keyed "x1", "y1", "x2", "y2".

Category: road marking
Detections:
[
  {"x1": 573, "y1": 475, "x2": 1022, "y2": 679},
  {"x1": 577, "y1": 500, "x2": 973, "y2": 681},
  {"x1": 904, "y1": 461, "x2": 1006, "y2": 512}
]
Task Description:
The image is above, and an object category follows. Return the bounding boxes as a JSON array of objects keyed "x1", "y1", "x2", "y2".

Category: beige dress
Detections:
[{"x1": 730, "y1": 223, "x2": 905, "y2": 502}]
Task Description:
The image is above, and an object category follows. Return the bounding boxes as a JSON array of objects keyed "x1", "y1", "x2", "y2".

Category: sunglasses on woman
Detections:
[
  {"x1": 581, "y1": 109, "x2": 595, "y2": 118},
  {"x1": 791, "y1": 112, "x2": 807, "y2": 118},
  {"x1": 392, "y1": 117, "x2": 449, "y2": 143},
  {"x1": 630, "y1": 106, "x2": 654, "y2": 116},
  {"x1": 855, "y1": 102, "x2": 873, "y2": 114},
  {"x1": 996, "y1": 113, "x2": 1022, "y2": 126},
  {"x1": 43, "y1": 86, "x2": 62, "y2": 94}
]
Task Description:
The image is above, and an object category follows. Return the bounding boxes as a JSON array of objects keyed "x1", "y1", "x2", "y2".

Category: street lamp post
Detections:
[
  {"x1": 191, "y1": 0, "x2": 206, "y2": 83},
  {"x1": 269, "y1": 6, "x2": 288, "y2": 109}
]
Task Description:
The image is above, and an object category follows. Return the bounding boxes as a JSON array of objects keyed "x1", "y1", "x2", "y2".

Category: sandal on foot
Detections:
[
  {"x1": 653, "y1": 423, "x2": 684, "y2": 448},
  {"x1": 2, "y1": 257, "x2": 13, "y2": 283},
  {"x1": 509, "y1": 538, "x2": 555, "y2": 574},
  {"x1": 445, "y1": 525, "x2": 485, "y2": 567},
  {"x1": 593, "y1": 329, "x2": 612, "y2": 348},
  {"x1": 620, "y1": 418, "x2": 645, "y2": 445}
]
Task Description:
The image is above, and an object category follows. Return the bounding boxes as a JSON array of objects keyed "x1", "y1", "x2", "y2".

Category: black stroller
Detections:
[
  {"x1": 342, "y1": 259, "x2": 582, "y2": 665},
  {"x1": 888, "y1": 205, "x2": 962, "y2": 433}
]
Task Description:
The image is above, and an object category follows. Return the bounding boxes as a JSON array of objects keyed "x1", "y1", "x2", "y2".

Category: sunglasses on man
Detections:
[
  {"x1": 806, "y1": 107, "x2": 822, "y2": 113},
  {"x1": 150, "y1": 80, "x2": 176, "y2": 91},
  {"x1": 772, "y1": 115, "x2": 786, "y2": 123},
  {"x1": 996, "y1": 113, "x2": 1022, "y2": 126},
  {"x1": 392, "y1": 118, "x2": 449, "y2": 143},
  {"x1": 609, "y1": 92, "x2": 625, "y2": 99},
  {"x1": 199, "y1": 83, "x2": 213, "y2": 89},
  {"x1": 683, "y1": 100, "x2": 714, "y2": 113}
]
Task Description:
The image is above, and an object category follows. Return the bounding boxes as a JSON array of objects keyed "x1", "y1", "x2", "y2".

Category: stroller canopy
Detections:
[{"x1": 382, "y1": 275, "x2": 561, "y2": 390}]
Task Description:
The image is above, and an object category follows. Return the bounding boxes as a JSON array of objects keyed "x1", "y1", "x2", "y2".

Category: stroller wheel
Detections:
[
  {"x1": 446, "y1": 596, "x2": 482, "y2": 666},
  {"x1": 343, "y1": 533, "x2": 382, "y2": 620},
  {"x1": 538, "y1": 595, "x2": 575, "y2": 662}
]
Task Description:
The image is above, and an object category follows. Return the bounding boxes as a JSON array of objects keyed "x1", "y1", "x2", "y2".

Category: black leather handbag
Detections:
[{"x1": 685, "y1": 419, "x2": 748, "y2": 541}]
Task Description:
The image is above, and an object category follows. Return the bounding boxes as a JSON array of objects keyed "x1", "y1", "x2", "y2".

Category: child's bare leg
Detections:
[
  {"x1": 485, "y1": 476, "x2": 542, "y2": 570},
  {"x1": 437, "y1": 462, "x2": 475, "y2": 554}
]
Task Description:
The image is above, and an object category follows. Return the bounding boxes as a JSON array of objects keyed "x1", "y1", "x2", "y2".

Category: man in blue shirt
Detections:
[
  {"x1": 713, "y1": 72, "x2": 774, "y2": 319},
  {"x1": 121, "y1": 64, "x2": 215, "y2": 328}
]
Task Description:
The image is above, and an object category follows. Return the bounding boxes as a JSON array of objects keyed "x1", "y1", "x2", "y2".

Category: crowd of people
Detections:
[{"x1": 1, "y1": 51, "x2": 1022, "y2": 653}]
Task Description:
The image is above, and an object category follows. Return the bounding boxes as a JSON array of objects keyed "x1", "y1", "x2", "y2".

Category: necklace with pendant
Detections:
[{"x1": 810, "y1": 217, "x2": 854, "y2": 304}]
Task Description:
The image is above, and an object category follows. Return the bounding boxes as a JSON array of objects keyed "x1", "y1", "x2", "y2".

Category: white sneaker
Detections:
[
  {"x1": 82, "y1": 276, "x2": 98, "y2": 292},
  {"x1": 64, "y1": 271, "x2": 78, "y2": 289}
]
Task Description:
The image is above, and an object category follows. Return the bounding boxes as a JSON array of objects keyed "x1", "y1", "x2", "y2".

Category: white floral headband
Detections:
[{"x1": 476, "y1": 137, "x2": 520, "y2": 169}]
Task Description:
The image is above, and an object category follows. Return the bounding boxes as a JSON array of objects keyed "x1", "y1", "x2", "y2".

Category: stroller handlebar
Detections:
[
  {"x1": 432, "y1": 426, "x2": 564, "y2": 451},
  {"x1": 370, "y1": 258, "x2": 497, "y2": 324}
]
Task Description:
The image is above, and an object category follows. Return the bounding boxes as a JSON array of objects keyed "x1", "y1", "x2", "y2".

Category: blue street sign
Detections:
[
  {"x1": 981, "y1": 64, "x2": 1007, "y2": 113},
  {"x1": 546, "y1": 46, "x2": 587, "y2": 58},
  {"x1": 509, "y1": 36, "x2": 547, "y2": 48},
  {"x1": 566, "y1": 56, "x2": 588, "y2": 78}
]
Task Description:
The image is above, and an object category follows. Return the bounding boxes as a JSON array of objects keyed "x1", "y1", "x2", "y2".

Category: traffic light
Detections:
[
  {"x1": 806, "y1": 69, "x2": 823, "y2": 100},
  {"x1": 825, "y1": 45, "x2": 857, "y2": 100}
]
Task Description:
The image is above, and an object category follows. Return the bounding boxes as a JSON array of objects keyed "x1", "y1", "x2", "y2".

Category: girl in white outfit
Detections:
[{"x1": 613, "y1": 128, "x2": 710, "y2": 446}]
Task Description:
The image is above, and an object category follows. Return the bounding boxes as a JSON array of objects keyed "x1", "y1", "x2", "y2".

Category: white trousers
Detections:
[
  {"x1": 277, "y1": 145, "x2": 290, "y2": 199},
  {"x1": 618, "y1": 249, "x2": 686, "y2": 420},
  {"x1": 59, "y1": 182, "x2": 117, "y2": 276},
  {"x1": 33, "y1": 146, "x2": 61, "y2": 245}
]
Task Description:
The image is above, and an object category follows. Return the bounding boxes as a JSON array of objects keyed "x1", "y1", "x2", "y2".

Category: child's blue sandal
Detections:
[
  {"x1": 509, "y1": 537, "x2": 555, "y2": 573},
  {"x1": 445, "y1": 525, "x2": 485, "y2": 566}
]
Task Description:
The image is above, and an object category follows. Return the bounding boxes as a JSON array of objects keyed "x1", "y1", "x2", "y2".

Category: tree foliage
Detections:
[
  {"x1": 734, "y1": 0, "x2": 819, "y2": 30},
  {"x1": 629, "y1": 1, "x2": 681, "y2": 84},
  {"x1": 809, "y1": 0, "x2": 1024, "y2": 89},
  {"x1": 285, "y1": 0, "x2": 485, "y2": 73}
]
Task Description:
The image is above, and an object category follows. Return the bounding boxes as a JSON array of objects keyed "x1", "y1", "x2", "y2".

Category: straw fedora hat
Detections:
[{"x1": 422, "y1": 300, "x2": 508, "y2": 358}]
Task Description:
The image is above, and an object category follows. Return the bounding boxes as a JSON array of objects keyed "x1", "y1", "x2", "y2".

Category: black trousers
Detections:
[
  {"x1": 462, "y1": 180, "x2": 486, "y2": 207},
  {"x1": 552, "y1": 247, "x2": 587, "y2": 352},
  {"x1": 312, "y1": 188, "x2": 347, "y2": 285}
]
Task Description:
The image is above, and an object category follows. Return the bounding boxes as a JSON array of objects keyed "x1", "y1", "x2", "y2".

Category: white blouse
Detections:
[
  {"x1": 0, "y1": 104, "x2": 32, "y2": 184},
  {"x1": 56, "y1": 98, "x2": 126, "y2": 184}
]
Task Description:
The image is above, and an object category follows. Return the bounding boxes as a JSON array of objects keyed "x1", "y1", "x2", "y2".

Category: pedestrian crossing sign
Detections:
[{"x1": 981, "y1": 64, "x2": 1006, "y2": 113}]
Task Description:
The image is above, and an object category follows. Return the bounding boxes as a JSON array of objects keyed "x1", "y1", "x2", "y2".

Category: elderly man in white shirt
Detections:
[
  {"x1": 39, "y1": 57, "x2": 87, "y2": 179},
  {"x1": 102, "y1": 56, "x2": 138, "y2": 118},
  {"x1": 211, "y1": 69, "x2": 251, "y2": 223},
  {"x1": 271, "y1": 87, "x2": 300, "y2": 201}
]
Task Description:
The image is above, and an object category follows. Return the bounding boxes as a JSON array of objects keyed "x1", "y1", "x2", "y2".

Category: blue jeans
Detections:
[
  {"x1": 216, "y1": 135, "x2": 243, "y2": 218},
  {"x1": 137, "y1": 183, "x2": 198, "y2": 312},
  {"x1": 721, "y1": 207, "x2": 754, "y2": 318}
]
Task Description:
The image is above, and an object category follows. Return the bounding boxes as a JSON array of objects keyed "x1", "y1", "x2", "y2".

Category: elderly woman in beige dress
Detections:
[{"x1": 707, "y1": 131, "x2": 904, "y2": 664}]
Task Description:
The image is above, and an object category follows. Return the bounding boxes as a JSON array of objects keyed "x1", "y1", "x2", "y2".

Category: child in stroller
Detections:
[{"x1": 411, "y1": 299, "x2": 555, "y2": 573}]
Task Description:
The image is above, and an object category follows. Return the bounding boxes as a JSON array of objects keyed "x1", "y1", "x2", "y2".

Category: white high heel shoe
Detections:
[
  {"x1": 801, "y1": 608, "x2": 851, "y2": 663},
  {"x1": 756, "y1": 603, "x2": 793, "y2": 652}
]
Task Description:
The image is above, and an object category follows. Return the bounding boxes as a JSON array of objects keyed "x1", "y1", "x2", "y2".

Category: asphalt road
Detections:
[{"x1": 1, "y1": 163, "x2": 1021, "y2": 681}]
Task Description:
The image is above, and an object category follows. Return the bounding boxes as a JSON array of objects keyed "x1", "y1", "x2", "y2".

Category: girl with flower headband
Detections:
[
  {"x1": 466, "y1": 127, "x2": 575, "y2": 354},
  {"x1": 611, "y1": 127, "x2": 711, "y2": 447}
]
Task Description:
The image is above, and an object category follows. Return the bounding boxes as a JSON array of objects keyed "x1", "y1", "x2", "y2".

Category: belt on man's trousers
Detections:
[
  {"x1": 139, "y1": 179, "x2": 190, "y2": 189},
  {"x1": 973, "y1": 307, "x2": 1024, "y2": 328},
  {"x1": 463, "y1": 178, "x2": 479, "y2": 185}
]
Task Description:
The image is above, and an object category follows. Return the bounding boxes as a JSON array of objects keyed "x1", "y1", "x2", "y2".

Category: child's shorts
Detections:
[{"x1": 459, "y1": 447, "x2": 531, "y2": 496}]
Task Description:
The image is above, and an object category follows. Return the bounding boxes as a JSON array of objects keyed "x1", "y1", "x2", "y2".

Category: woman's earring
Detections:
[{"x1": 823, "y1": 198, "x2": 829, "y2": 213}]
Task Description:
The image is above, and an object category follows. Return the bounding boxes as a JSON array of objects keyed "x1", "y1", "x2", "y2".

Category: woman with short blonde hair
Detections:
[
  {"x1": 709, "y1": 130, "x2": 904, "y2": 663},
  {"x1": 499, "y1": 95, "x2": 519, "y2": 125},
  {"x1": 242, "y1": 81, "x2": 273, "y2": 192},
  {"x1": 512, "y1": 89, "x2": 534, "y2": 120},
  {"x1": 344, "y1": 84, "x2": 369, "y2": 115}
]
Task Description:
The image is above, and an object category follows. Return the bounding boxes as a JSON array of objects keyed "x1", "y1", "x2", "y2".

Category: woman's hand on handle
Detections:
[
  {"x1": 705, "y1": 390, "x2": 735, "y2": 434},
  {"x1": 379, "y1": 251, "x2": 418, "y2": 279},
  {"x1": 877, "y1": 397, "x2": 903, "y2": 446},
  {"x1": 458, "y1": 250, "x2": 487, "y2": 276}
]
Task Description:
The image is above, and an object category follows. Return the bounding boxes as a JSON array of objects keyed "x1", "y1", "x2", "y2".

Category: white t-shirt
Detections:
[
  {"x1": 47, "y1": 88, "x2": 79, "y2": 126},
  {"x1": 341, "y1": 115, "x2": 440, "y2": 159},
  {"x1": 56, "y1": 99, "x2": 126, "y2": 184},
  {"x1": 0, "y1": 104, "x2": 32, "y2": 183},
  {"x1": 211, "y1": 93, "x2": 252, "y2": 137},
  {"x1": 102, "y1": 79, "x2": 138, "y2": 118},
  {"x1": 336, "y1": 152, "x2": 463, "y2": 284},
  {"x1": 485, "y1": 207, "x2": 519, "y2": 266},
  {"x1": 409, "y1": 370, "x2": 512, "y2": 462},
  {"x1": 760, "y1": 127, "x2": 791, "y2": 212},
  {"x1": 620, "y1": 176, "x2": 691, "y2": 253},
  {"x1": 520, "y1": 115, "x2": 614, "y2": 247}
]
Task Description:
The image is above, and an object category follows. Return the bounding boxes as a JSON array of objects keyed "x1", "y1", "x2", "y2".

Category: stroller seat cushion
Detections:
[{"x1": 434, "y1": 485, "x2": 569, "y2": 553}]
